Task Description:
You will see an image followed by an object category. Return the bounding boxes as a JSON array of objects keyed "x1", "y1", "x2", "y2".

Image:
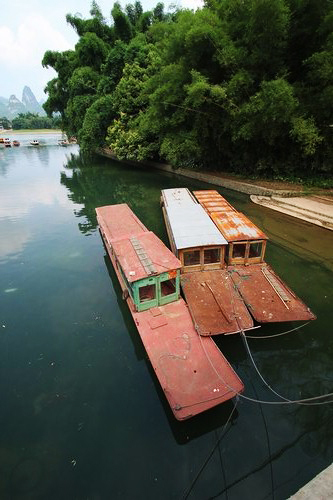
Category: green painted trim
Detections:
[
  {"x1": 158, "y1": 271, "x2": 180, "y2": 306},
  {"x1": 132, "y1": 271, "x2": 180, "y2": 312}
]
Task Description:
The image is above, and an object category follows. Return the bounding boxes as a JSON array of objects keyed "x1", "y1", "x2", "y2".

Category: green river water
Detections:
[{"x1": 0, "y1": 132, "x2": 332, "y2": 499}]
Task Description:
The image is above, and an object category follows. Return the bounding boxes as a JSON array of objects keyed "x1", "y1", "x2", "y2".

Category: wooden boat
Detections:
[
  {"x1": 12, "y1": 140, "x2": 20, "y2": 147},
  {"x1": 95, "y1": 203, "x2": 244, "y2": 420},
  {"x1": 193, "y1": 190, "x2": 316, "y2": 323},
  {"x1": 30, "y1": 139, "x2": 39, "y2": 146},
  {"x1": 58, "y1": 138, "x2": 69, "y2": 146},
  {"x1": 0, "y1": 138, "x2": 4, "y2": 148},
  {"x1": 161, "y1": 188, "x2": 255, "y2": 335}
]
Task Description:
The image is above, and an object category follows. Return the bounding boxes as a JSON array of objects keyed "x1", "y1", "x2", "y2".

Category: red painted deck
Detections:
[
  {"x1": 229, "y1": 264, "x2": 316, "y2": 323},
  {"x1": 131, "y1": 300, "x2": 244, "y2": 420},
  {"x1": 181, "y1": 270, "x2": 254, "y2": 335}
]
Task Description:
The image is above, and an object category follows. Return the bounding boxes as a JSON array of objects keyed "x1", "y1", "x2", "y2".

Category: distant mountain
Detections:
[
  {"x1": 8, "y1": 95, "x2": 26, "y2": 116},
  {"x1": 0, "y1": 87, "x2": 46, "y2": 119},
  {"x1": 22, "y1": 86, "x2": 45, "y2": 115}
]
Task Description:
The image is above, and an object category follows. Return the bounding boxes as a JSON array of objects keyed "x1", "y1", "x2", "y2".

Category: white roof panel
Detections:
[
  {"x1": 162, "y1": 187, "x2": 196, "y2": 207},
  {"x1": 162, "y1": 189, "x2": 228, "y2": 250}
]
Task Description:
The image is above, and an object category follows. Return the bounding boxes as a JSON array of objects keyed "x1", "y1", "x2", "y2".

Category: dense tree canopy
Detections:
[
  {"x1": 42, "y1": 0, "x2": 333, "y2": 182},
  {"x1": 12, "y1": 113, "x2": 61, "y2": 130}
]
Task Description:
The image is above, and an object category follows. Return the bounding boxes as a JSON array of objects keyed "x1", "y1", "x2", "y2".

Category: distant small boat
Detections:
[
  {"x1": 0, "y1": 138, "x2": 4, "y2": 148},
  {"x1": 4, "y1": 138, "x2": 11, "y2": 147},
  {"x1": 12, "y1": 140, "x2": 20, "y2": 147},
  {"x1": 30, "y1": 139, "x2": 39, "y2": 146}
]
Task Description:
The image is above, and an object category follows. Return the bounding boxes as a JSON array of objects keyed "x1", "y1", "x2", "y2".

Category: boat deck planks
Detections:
[
  {"x1": 181, "y1": 270, "x2": 253, "y2": 335},
  {"x1": 229, "y1": 264, "x2": 316, "y2": 323},
  {"x1": 181, "y1": 270, "x2": 254, "y2": 335}
]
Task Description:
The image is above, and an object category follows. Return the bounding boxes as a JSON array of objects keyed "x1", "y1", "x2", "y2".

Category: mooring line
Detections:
[
  {"x1": 197, "y1": 323, "x2": 333, "y2": 406},
  {"x1": 241, "y1": 332, "x2": 333, "y2": 406},
  {"x1": 181, "y1": 400, "x2": 238, "y2": 500},
  {"x1": 244, "y1": 321, "x2": 310, "y2": 339}
]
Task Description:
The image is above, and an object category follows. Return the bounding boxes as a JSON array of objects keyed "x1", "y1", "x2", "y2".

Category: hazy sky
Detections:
[{"x1": 0, "y1": 0, "x2": 203, "y2": 102}]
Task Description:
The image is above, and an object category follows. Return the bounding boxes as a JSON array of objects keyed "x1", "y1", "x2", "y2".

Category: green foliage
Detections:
[
  {"x1": 0, "y1": 116, "x2": 12, "y2": 129},
  {"x1": 66, "y1": 8, "x2": 114, "y2": 43},
  {"x1": 65, "y1": 95, "x2": 97, "y2": 137},
  {"x1": 290, "y1": 116, "x2": 323, "y2": 156},
  {"x1": 105, "y1": 53, "x2": 159, "y2": 161},
  {"x1": 112, "y1": 2, "x2": 133, "y2": 42},
  {"x1": 100, "y1": 40, "x2": 126, "y2": 93},
  {"x1": 233, "y1": 78, "x2": 299, "y2": 143},
  {"x1": 68, "y1": 67, "x2": 100, "y2": 96},
  {"x1": 75, "y1": 32, "x2": 109, "y2": 69},
  {"x1": 79, "y1": 95, "x2": 116, "y2": 154},
  {"x1": 153, "y1": 3, "x2": 165, "y2": 22},
  {"x1": 160, "y1": 131, "x2": 202, "y2": 168},
  {"x1": 12, "y1": 113, "x2": 61, "y2": 130},
  {"x1": 42, "y1": 0, "x2": 333, "y2": 179}
]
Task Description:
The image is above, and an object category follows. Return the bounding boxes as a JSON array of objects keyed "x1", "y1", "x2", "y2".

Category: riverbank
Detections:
[
  {"x1": 100, "y1": 149, "x2": 333, "y2": 230},
  {"x1": 289, "y1": 463, "x2": 333, "y2": 499},
  {"x1": 252, "y1": 194, "x2": 333, "y2": 231},
  {"x1": 100, "y1": 149, "x2": 304, "y2": 196}
]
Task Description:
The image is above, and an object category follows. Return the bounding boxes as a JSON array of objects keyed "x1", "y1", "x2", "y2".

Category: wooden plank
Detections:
[
  {"x1": 181, "y1": 270, "x2": 254, "y2": 335},
  {"x1": 229, "y1": 264, "x2": 316, "y2": 323}
]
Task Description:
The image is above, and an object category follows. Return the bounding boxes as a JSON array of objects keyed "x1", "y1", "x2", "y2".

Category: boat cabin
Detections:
[
  {"x1": 161, "y1": 188, "x2": 228, "y2": 273},
  {"x1": 96, "y1": 204, "x2": 181, "y2": 312},
  {"x1": 193, "y1": 190, "x2": 268, "y2": 266}
]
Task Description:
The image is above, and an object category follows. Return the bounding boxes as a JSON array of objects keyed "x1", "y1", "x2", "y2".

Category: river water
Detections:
[{"x1": 0, "y1": 132, "x2": 332, "y2": 499}]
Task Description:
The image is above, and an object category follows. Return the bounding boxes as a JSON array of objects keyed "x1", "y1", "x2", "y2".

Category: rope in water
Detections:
[
  {"x1": 181, "y1": 400, "x2": 238, "y2": 500},
  {"x1": 241, "y1": 332, "x2": 333, "y2": 406},
  {"x1": 198, "y1": 327, "x2": 333, "y2": 406},
  {"x1": 244, "y1": 321, "x2": 310, "y2": 339}
]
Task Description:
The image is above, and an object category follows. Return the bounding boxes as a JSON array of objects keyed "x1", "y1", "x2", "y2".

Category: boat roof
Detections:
[
  {"x1": 194, "y1": 190, "x2": 235, "y2": 213},
  {"x1": 193, "y1": 190, "x2": 268, "y2": 242},
  {"x1": 96, "y1": 204, "x2": 148, "y2": 242},
  {"x1": 162, "y1": 188, "x2": 228, "y2": 250},
  {"x1": 112, "y1": 232, "x2": 181, "y2": 282},
  {"x1": 96, "y1": 204, "x2": 181, "y2": 282},
  {"x1": 209, "y1": 211, "x2": 268, "y2": 241},
  {"x1": 162, "y1": 187, "x2": 198, "y2": 207}
]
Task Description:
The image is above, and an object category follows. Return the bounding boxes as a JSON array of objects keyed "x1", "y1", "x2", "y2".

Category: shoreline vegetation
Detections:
[
  {"x1": 99, "y1": 148, "x2": 333, "y2": 196},
  {"x1": 1, "y1": 129, "x2": 62, "y2": 134},
  {"x1": 40, "y1": 0, "x2": 332, "y2": 188}
]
